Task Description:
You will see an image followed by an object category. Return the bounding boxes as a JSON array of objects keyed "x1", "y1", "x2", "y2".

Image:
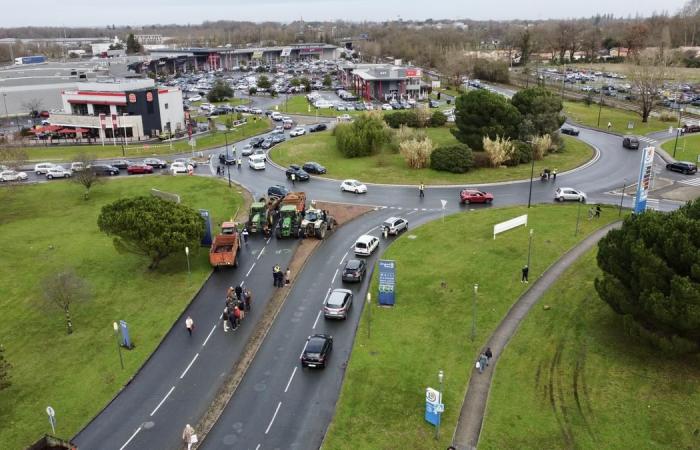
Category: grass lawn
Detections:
[
  {"x1": 661, "y1": 133, "x2": 700, "y2": 163},
  {"x1": 479, "y1": 249, "x2": 700, "y2": 449},
  {"x1": 270, "y1": 130, "x2": 593, "y2": 185},
  {"x1": 564, "y1": 101, "x2": 670, "y2": 135},
  {"x1": 0, "y1": 176, "x2": 245, "y2": 449},
  {"x1": 323, "y1": 204, "x2": 620, "y2": 450},
  {"x1": 20, "y1": 119, "x2": 272, "y2": 162}
]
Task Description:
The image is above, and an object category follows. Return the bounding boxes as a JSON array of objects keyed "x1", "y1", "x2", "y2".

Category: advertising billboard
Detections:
[{"x1": 633, "y1": 147, "x2": 655, "y2": 214}]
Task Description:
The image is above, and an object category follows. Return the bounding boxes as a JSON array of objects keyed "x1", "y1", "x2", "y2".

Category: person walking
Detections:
[
  {"x1": 243, "y1": 287, "x2": 252, "y2": 311},
  {"x1": 419, "y1": 182, "x2": 425, "y2": 198},
  {"x1": 216, "y1": 165, "x2": 222, "y2": 176},
  {"x1": 185, "y1": 316, "x2": 194, "y2": 336},
  {"x1": 291, "y1": 172, "x2": 296, "y2": 186},
  {"x1": 607, "y1": 121, "x2": 612, "y2": 131},
  {"x1": 237, "y1": 157, "x2": 242, "y2": 168},
  {"x1": 595, "y1": 205, "x2": 602, "y2": 219},
  {"x1": 521, "y1": 265, "x2": 529, "y2": 284},
  {"x1": 485, "y1": 347, "x2": 493, "y2": 365},
  {"x1": 182, "y1": 424, "x2": 197, "y2": 450},
  {"x1": 242, "y1": 228, "x2": 249, "y2": 244},
  {"x1": 285, "y1": 267, "x2": 291, "y2": 286},
  {"x1": 222, "y1": 307, "x2": 230, "y2": 332},
  {"x1": 552, "y1": 169, "x2": 557, "y2": 181},
  {"x1": 232, "y1": 305, "x2": 241, "y2": 330},
  {"x1": 479, "y1": 353, "x2": 489, "y2": 373}
]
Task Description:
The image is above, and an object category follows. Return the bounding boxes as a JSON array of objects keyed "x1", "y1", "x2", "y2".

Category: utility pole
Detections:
[
  {"x1": 471, "y1": 284, "x2": 478, "y2": 342},
  {"x1": 673, "y1": 107, "x2": 683, "y2": 158},
  {"x1": 596, "y1": 88, "x2": 604, "y2": 128},
  {"x1": 619, "y1": 179, "x2": 627, "y2": 216}
]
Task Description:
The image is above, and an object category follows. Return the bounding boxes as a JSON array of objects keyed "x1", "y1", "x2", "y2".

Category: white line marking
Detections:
[
  {"x1": 300, "y1": 340, "x2": 309, "y2": 359},
  {"x1": 202, "y1": 325, "x2": 216, "y2": 347},
  {"x1": 339, "y1": 251, "x2": 348, "y2": 265},
  {"x1": 255, "y1": 445, "x2": 261, "y2": 450},
  {"x1": 150, "y1": 386, "x2": 175, "y2": 416},
  {"x1": 246, "y1": 262, "x2": 256, "y2": 277},
  {"x1": 421, "y1": 208, "x2": 427, "y2": 211},
  {"x1": 119, "y1": 426, "x2": 142, "y2": 450},
  {"x1": 322, "y1": 287, "x2": 331, "y2": 305},
  {"x1": 265, "y1": 401, "x2": 282, "y2": 434},
  {"x1": 332, "y1": 268, "x2": 339, "y2": 283},
  {"x1": 257, "y1": 247, "x2": 265, "y2": 260},
  {"x1": 180, "y1": 353, "x2": 199, "y2": 379},
  {"x1": 284, "y1": 367, "x2": 297, "y2": 393},
  {"x1": 312, "y1": 310, "x2": 322, "y2": 329},
  {"x1": 266, "y1": 237, "x2": 272, "y2": 244},
  {"x1": 366, "y1": 226, "x2": 378, "y2": 234},
  {"x1": 240, "y1": 280, "x2": 245, "y2": 287},
  {"x1": 397, "y1": 207, "x2": 403, "y2": 210},
  {"x1": 406, "y1": 210, "x2": 417, "y2": 216},
  {"x1": 414, "y1": 208, "x2": 419, "y2": 210}
]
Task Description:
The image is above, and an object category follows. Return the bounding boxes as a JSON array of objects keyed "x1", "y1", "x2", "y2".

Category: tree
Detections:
[
  {"x1": 0, "y1": 145, "x2": 27, "y2": 170},
  {"x1": 125, "y1": 33, "x2": 141, "y2": 54},
  {"x1": 98, "y1": 196, "x2": 204, "y2": 270},
  {"x1": 510, "y1": 87, "x2": 565, "y2": 137},
  {"x1": 248, "y1": 86, "x2": 257, "y2": 96},
  {"x1": 322, "y1": 74, "x2": 332, "y2": 88},
  {"x1": 109, "y1": 42, "x2": 124, "y2": 50},
  {"x1": 622, "y1": 23, "x2": 649, "y2": 58},
  {"x1": 71, "y1": 154, "x2": 98, "y2": 199},
  {"x1": 629, "y1": 55, "x2": 668, "y2": 123},
  {"x1": 207, "y1": 80, "x2": 233, "y2": 103},
  {"x1": 257, "y1": 75, "x2": 271, "y2": 90},
  {"x1": 290, "y1": 77, "x2": 301, "y2": 87},
  {"x1": 595, "y1": 199, "x2": 700, "y2": 354},
  {"x1": 42, "y1": 269, "x2": 91, "y2": 335},
  {"x1": 602, "y1": 36, "x2": 620, "y2": 52},
  {"x1": 429, "y1": 110, "x2": 447, "y2": 127},
  {"x1": 517, "y1": 28, "x2": 533, "y2": 65},
  {"x1": 21, "y1": 98, "x2": 43, "y2": 117},
  {"x1": 299, "y1": 77, "x2": 311, "y2": 93},
  {"x1": 452, "y1": 90, "x2": 522, "y2": 151},
  {"x1": 430, "y1": 144, "x2": 473, "y2": 173},
  {"x1": 334, "y1": 113, "x2": 388, "y2": 158}
]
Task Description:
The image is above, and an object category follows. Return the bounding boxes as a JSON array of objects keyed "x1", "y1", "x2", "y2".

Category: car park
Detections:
[
  {"x1": 143, "y1": 158, "x2": 167, "y2": 169},
  {"x1": 302, "y1": 162, "x2": 326, "y2": 174},
  {"x1": 91, "y1": 164, "x2": 120, "y2": 176},
  {"x1": 323, "y1": 289, "x2": 353, "y2": 319},
  {"x1": 666, "y1": 161, "x2": 697, "y2": 175},
  {"x1": 290, "y1": 127, "x2": 306, "y2": 137},
  {"x1": 0, "y1": 170, "x2": 28, "y2": 182},
  {"x1": 340, "y1": 179, "x2": 367, "y2": 194},
  {"x1": 109, "y1": 160, "x2": 133, "y2": 170},
  {"x1": 127, "y1": 163, "x2": 154, "y2": 175},
  {"x1": 459, "y1": 189, "x2": 494, "y2": 204},
  {"x1": 34, "y1": 163, "x2": 56, "y2": 175},
  {"x1": 560, "y1": 125, "x2": 580, "y2": 136},
  {"x1": 309, "y1": 123, "x2": 327, "y2": 132},
  {"x1": 45, "y1": 166, "x2": 71, "y2": 179},
  {"x1": 555, "y1": 187, "x2": 587, "y2": 202},
  {"x1": 267, "y1": 184, "x2": 288, "y2": 199},
  {"x1": 342, "y1": 259, "x2": 367, "y2": 283},
  {"x1": 382, "y1": 217, "x2": 408, "y2": 235},
  {"x1": 248, "y1": 154, "x2": 266, "y2": 170},
  {"x1": 622, "y1": 136, "x2": 640, "y2": 149},
  {"x1": 300, "y1": 334, "x2": 333, "y2": 369},
  {"x1": 285, "y1": 164, "x2": 310, "y2": 181},
  {"x1": 354, "y1": 234, "x2": 379, "y2": 256},
  {"x1": 170, "y1": 162, "x2": 189, "y2": 175}
]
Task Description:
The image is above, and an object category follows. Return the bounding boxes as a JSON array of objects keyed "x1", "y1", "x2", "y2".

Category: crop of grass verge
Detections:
[
  {"x1": 479, "y1": 249, "x2": 700, "y2": 449},
  {"x1": 323, "y1": 204, "x2": 620, "y2": 450},
  {"x1": 277, "y1": 95, "x2": 373, "y2": 117},
  {"x1": 661, "y1": 133, "x2": 700, "y2": 164},
  {"x1": 563, "y1": 101, "x2": 669, "y2": 134},
  {"x1": 270, "y1": 130, "x2": 593, "y2": 185},
  {"x1": 0, "y1": 176, "x2": 244, "y2": 449}
]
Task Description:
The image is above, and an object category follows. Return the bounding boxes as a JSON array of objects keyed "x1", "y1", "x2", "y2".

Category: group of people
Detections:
[
  {"x1": 476, "y1": 347, "x2": 493, "y2": 374},
  {"x1": 540, "y1": 168, "x2": 557, "y2": 181},
  {"x1": 222, "y1": 285, "x2": 252, "y2": 332},
  {"x1": 588, "y1": 205, "x2": 602, "y2": 220},
  {"x1": 272, "y1": 264, "x2": 291, "y2": 288}
]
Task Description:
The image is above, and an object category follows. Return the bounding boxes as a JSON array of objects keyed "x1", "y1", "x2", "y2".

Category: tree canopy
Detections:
[
  {"x1": 98, "y1": 196, "x2": 204, "y2": 269},
  {"x1": 510, "y1": 87, "x2": 565, "y2": 138},
  {"x1": 207, "y1": 80, "x2": 233, "y2": 103},
  {"x1": 125, "y1": 33, "x2": 141, "y2": 54},
  {"x1": 334, "y1": 114, "x2": 388, "y2": 158},
  {"x1": 257, "y1": 75, "x2": 271, "y2": 90},
  {"x1": 595, "y1": 199, "x2": 700, "y2": 353},
  {"x1": 451, "y1": 89, "x2": 522, "y2": 151}
]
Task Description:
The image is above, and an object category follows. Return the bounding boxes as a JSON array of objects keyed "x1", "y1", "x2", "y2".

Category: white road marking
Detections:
[
  {"x1": 312, "y1": 310, "x2": 322, "y2": 329},
  {"x1": 149, "y1": 386, "x2": 175, "y2": 416},
  {"x1": 366, "y1": 226, "x2": 378, "y2": 234},
  {"x1": 266, "y1": 237, "x2": 272, "y2": 244},
  {"x1": 255, "y1": 445, "x2": 261, "y2": 450},
  {"x1": 339, "y1": 251, "x2": 348, "y2": 265},
  {"x1": 406, "y1": 210, "x2": 417, "y2": 216},
  {"x1": 202, "y1": 325, "x2": 216, "y2": 347},
  {"x1": 331, "y1": 268, "x2": 339, "y2": 283},
  {"x1": 257, "y1": 247, "x2": 265, "y2": 260},
  {"x1": 179, "y1": 353, "x2": 199, "y2": 379},
  {"x1": 421, "y1": 208, "x2": 427, "y2": 211},
  {"x1": 265, "y1": 401, "x2": 282, "y2": 434},
  {"x1": 119, "y1": 426, "x2": 142, "y2": 450},
  {"x1": 240, "y1": 281, "x2": 245, "y2": 287},
  {"x1": 322, "y1": 287, "x2": 331, "y2": 305},
  {"x1": 284, "y1": 367, "x2": 297, "y2": 393},
  {"x1": 300, "y1": 340, "x2": 309, "y2": 359},
  {"x1": 246, "y1": 262, "x2": 256, "y2": 277}
]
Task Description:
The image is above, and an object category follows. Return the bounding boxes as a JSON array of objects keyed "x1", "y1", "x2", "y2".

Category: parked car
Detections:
[
  {"x1": 0, "y1": 170, "x2": 28, "y2": 182},
  {"x1": 272, "y1": 125, "x2": 284, "y2": 134},
  {"x1": 170, "y1": 162, "x2": 189, "y2": 175},
  {"x1": 34, "y1": 162, "x2": 56, "y2": 175},
  {"x1": 323, "y1": 289, "x2": 354, "y2": 319},
  {"x1": 302, "y1": 161, "x2": 326, "y2": 174},
  {"x1": 341, "y1": 259, "x2": 367, "y2": 283},
  {"x1": 248, "y1": 154, "x2": 266, "y2": 170},
  {"x1": 91, "y1": 164, "x2": 120, "y2": 176},
  {"x1": 382, "y1": 103, "x2": 393, "y2": 110},
  {"x1": 290, "y1": 127, "x2": 306, "y2": 137},
  {"x1": 666, "y1": 161, "x2": 698, "y2": 175},
  {"x1": 340, "y1": 179, "x2": 367, "y2": 194},
  {"x1": 285, "y1": 164, "x2": 310, "y2": 181},
  {"x1": 109, "y1": 160, "x2": 133, "y2": 170},
  {"x1": 127, "y1": 163, "x2": 154, "y2": 175},
  {"x1": 300, "y1": 334, "x2": 333, "y2": 369},
  {"x1": 555, "y1": 187, "x2": 587, "y2": 202},
  {"x1": 560, "y1": 125, "x2": 580, "y2": 136},
  {"x1": 309, "y1": 123, "x2": 327, "y2": 132},
  {"x1": 622, "y1": 136, "x2": 640, "y2": 149},
  {"x1": 459, "y1": 189, "x2": 494, "y2": 204},
  {"x1": 143, "y1": 158, "x2": 167, "y2": 169},
  {"x1": 70, "y1": 162, "x2": 86, "y2": 172},
  {"x1": 45, "y1": 166, "x2": 71, "y2": 179},
  {"x1": 429, "y1": 100, "x2": 440, "y2": 108},
  {"x1": 354, "y1": 234, "x2": 379, "y2": 256},
  {"x1": 382, "y1": 217, "x2": 408, "y2": 235},
  {"x1": 267, "y1": 184, "x2": 288, "y2": 199}
]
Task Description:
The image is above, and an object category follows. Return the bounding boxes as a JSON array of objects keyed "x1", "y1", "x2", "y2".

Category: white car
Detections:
[
  {"x1": 188, "y1": 95, "x2": 202, "y2": 102},
  {"x1": 381, "y1": 103, "x2": 393, "y2": 110},
  {"x1": 337, "y1": 114, "x2": 352, "y2": 122},
  {"x1": 34, "y1": 163, "x2": 56, "y2": 175},
  {"x1": 290, "y1": 127, "x2": 306, "y2": 137},
  {"x1": 555, "y1": 187, "x2": 587, "y2": 202},
  {"x1": 248, "y1": 154, "x2": 266, "y2": 170},
  {"x1": 0, "y1": 170, "x2": 28, "y2": 182},
  {"x1": 271, "y1": 112, "x2": 283, "y2": 121},
  {"x1": 170, "y1": 162, "x2": 188, "y2": 175},
  {"x1": 354, "y1": 234, "x2": 380, "y2": 256},
  {"x1": 341, "y1": 179, "x2": 367, "y2": 194},
  {"x1": 173, "y1": 158, "x2": 197, "y2": 168},
  {"x1": 45, "y1": 166, "x2": 71, "y2": 179}
]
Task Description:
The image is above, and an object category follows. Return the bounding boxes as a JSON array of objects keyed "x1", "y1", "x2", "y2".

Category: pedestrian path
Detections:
[
  {"x1": 679, "y1": 176, "x2": 700, "y2": 187},
  {"x1": 638, "y1": 136, "x2": 657, "y2": 146},
  {"x1": 451, "y1": 221, "x2": 622, "y2": 450}
]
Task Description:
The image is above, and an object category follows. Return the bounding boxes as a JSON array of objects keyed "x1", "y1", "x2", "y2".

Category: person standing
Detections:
[
  {"x1": 182, "y1": 424, "x2": 196, "y2": 450},
  {"x1": 521, "y1": 265, "x2": 529, "y2": 284},
  {"x1": 607, "y1": 121, "x2": 612, "y2": 131},
  {"x1": 552, "y1": 169, "x2": 557, "y2": 181},
  {"x1": 235, "y1": 285, "x2": 243, "y2": 301},
  {"x1": 273, "y1": 264, "x2": 281, "y2": 287},
  {"x1": 185, "y1": 316, "x2": 194, "y2": 336},
  {"x1": 285, "y1": 267, "x2": 291, "y2": 286},
  {"x1": 237, "y1": 157, "x2": 242, "y2": 168},
  {"x1": 419, "y1": 183, "x2": 425, "y2": 198},
  {"x1": 479, "y1": 353, "x2": 488, "y2": 373},
  {"x1": 222, "y1": 307, "x2": 230, "y2": 332},
  {"x1": 232, "y1": 305, "x2": 241, "y2": 330},
  {"x1": 216, "y1": 165, "x2": 222, "y2": 176},
  {"x1": 291, "y1": 172, "x2": 296, "y2": 186},
  {"x1": 242, "y1": 228, "x2": 249, "y2": 244},
  {"x1": 595, "y1": 205, "x2": 602, "y2": 219},
  {"x1": 243, "y1": 288, "x2": 252, "y2": 311},
  {"x1": 485, "y1": 347, "x2": 493, "y2": 365}
]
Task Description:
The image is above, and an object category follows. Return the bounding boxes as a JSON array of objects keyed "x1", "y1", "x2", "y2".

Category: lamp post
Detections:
[
  {"x1": 596, "y1": 88, "x2": 604, "y2": 128},
  {"x1": 527, "y1": 151, "x2": 536, "y2": 208},
  {"x1": 2, "y1": 93, "x2": 10, "y2": 132},
  {"x1": 223, "y1": 131, "x2": 231, "y2": 187},
  {"x1": 618, "y1": 179, "x2": 627, "y2": 217},
  {"x1": 113, "y1": 322, "x2": 124, "y2": 369},
  {"x1": 366, "y1": 292, "x2": 372, "y2": 339},
  {"x1": 673, "y1": 107, "x2": 683, "y2": 158},
  {"x1": 436, "y1": 369, "x2": 444, "y2": 441},
  {"x1": 527, "y1": 228, "x2": 534, "y2": 269},
  {"x1": 575, "y1": 199, "x2": 583, "y2": 236},
  {"x1": 471, "y1": 284, "x2": 478, "y2": 342},
  {"x1": 185, "y1": 246, "x2": 191, "y2": 275}
]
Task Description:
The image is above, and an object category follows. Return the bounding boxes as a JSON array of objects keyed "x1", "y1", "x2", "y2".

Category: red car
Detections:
[
  {"x1": 459, "y1": 189, "x2": 494, "y2": 204},
  {"x1": 127, "y1": 164, "x2": 154, "y2": 175}
]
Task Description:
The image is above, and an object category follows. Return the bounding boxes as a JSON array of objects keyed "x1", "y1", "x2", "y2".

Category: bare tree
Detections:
[
  {"x1": 0, "y1": 145, "x2": 28, "y2": 170},
  {"x1": 71, "y1": 153, "x2": 99, "y2": 200},
  {"x1": 629, "y1": 55, "x2": 669, "y2": 123},
  {"x1": 20, "y1": 98, "x2": 43, "y2": 117},
  {"x1": 42, "y1": 269, "x2": 91, "y2": 335}
]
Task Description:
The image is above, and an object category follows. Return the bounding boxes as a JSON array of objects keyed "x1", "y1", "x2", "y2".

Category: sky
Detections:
[{"x1": 0, "y1": 0, "x2": 688, "y2": 28}]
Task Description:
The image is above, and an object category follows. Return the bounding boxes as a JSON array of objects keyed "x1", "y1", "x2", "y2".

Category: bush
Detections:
[
  {"x1": 384, "y1": 111, "x2": 423, "y2": 128},
  {"x1": 207, "y1": 80, "x2": 233, "y2": 103},
  {"x1": 335, "y1": 114, "x2": 388, "y2": 158},
  {"x1": 658, "y1": 112, "x2": 677, "y2": 122},
  {"x1": 430, "y1": 110, "x2": 447, "y2": 127},
  {"x1": 399, "y1": 138, "x2": 434, "y2": 169},
  {"x1": 472, "y1": 151, "x2": 491, "y2": 168},
  {"x1": 504, "y1": 141, "x2": 532, "y2": 166},
  {"x1": 430, "y1": 144, "x2": 474, "y2": 173},
  {"x1": 483, "y1": 136, "x2": 515, "y2": 167}
]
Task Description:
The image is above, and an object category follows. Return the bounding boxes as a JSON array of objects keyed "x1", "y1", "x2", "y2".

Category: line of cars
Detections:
[{"x1": 30, "y1": 157, "x2": 199, "y2": 180}]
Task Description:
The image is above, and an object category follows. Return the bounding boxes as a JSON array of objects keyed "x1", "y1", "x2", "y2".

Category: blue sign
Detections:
[
  {"x1": 425, "y1": 387, "x2": 442, "y2": 426},
  {"x1": 119, "y1": 320, "x2": 134, "y2": 349},
  {"x1": 199, "y1": 209, "x2": 213, "y2": 246},
  {"x1": 378, "y1": 260, "x2": 396, "y2": 306},
  {"x1": 634, "y1": 147, "x2": 655, "y2": 214}
]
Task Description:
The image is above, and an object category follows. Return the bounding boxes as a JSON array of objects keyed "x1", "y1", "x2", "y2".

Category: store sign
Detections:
[
  {"x1": 300, "y1": 47, "x2": 323, "y2": 54},
  {"x1": 281, "y1": 47, "x2": 292, "y2": 57},
  {"x1": 405, "y1": 68, "x2": 420, "y2": 77},
  {"x1": 252, "y1": 50, "x2": 263, "y2": 59},
  {"x1": 634, "y1": 147, "x2": 655, "y2": 214}
]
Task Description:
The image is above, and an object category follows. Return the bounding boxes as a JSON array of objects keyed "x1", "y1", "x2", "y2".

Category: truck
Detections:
[
  {"x1": 276, "y1": 205, "x2": 303, "y2": 239},
  {"x1": 280, "y1": 191, "x2": 306, "y2": 213},
  {"x1": 209, "y1": 222, "x2": 240, "y2": 268},
  {"x1": 14, "y1": 55, "x2": 47, "y2": 65}
]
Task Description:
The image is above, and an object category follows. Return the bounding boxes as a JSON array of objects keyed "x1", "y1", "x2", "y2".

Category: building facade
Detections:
[{"x1": 339, "y1": 63, "x2": 424, "y2": 102}]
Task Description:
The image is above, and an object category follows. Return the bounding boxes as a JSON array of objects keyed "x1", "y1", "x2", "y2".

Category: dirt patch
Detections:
[{"x1": 314, "y1": 201, "x2": 375, "y2": 227}]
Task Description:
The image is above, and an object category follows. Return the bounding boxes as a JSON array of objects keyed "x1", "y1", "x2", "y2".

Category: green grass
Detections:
[
  {"x1": 270, "y1": 130, "x2": 593, "y2": 185},
  {"x1": 479, "y1": 249, "x2": 700, "y2": 449},
  {"x1": 20, "y1": 119, "x2": 272, "y2": 162},
  {"x1": 277, "y1": 95, "x2": 368, "y2": 118},
  {"x1": 323, "y1": 205, "x2": 620, "y2": 450},
  {"x1": 661, "y1": 133, "x2": 700, "y2": 163},
  {"x1": 0, "y1": 176, "x2": 245, "y2": 449},
  {"x1": 564, "y1": 101, "x2": 670, "y2": 135}
]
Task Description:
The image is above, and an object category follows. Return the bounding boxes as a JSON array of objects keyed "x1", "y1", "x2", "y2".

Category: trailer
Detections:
[{"x1": 14, "y1": 55, "x2": 47, "y2": 65}]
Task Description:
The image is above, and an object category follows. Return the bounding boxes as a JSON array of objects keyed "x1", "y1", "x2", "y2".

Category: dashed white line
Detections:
[
  {"x1": 119, "y1": 426, "x2": 142, "y2": 450},
  {"x1": 284, "y1": 367, "x2": 297, "y2": 393},
  {"x1": 322, "y1": 287, "x2": 331, "y2": 305},
  {"x1": 255, "y1": 445, "x2": 261, "y2": 450},
  {"x1": 406, "y1": 210, "x2": 417, "y2": 216},
  {"x1": 179, "y1": 353, "x2": 199, "y2": 379},
  {"x1": 246, "y1": 262, "x2": 256, "y2": 277},
  {"x1": 257, "y1": 247, "x2": 265, "y2": 260},
  {"x1": 312, "y1": 310, "x2": 322, "y2": 329},
  {"x1": 331, "y1": 268, "x2": 339, "y2": 283},
  {"x1": 339, "y1": 251, "x2": 348, "y2": 265},
  {"x1": 366, "y1": 225, "x2": 379, "y2": 234},
  {"x1": 265, "y1": 401, "x2": 282, "y2": 434},
  {"x1": 202, "y1": 325, "x2": 216, "y2": 347},
  {"x1": 240, "y1": 280, "x2": 245, "y2": 287},
  {"x1": 266, "y1": 237, "x2": 272, "y2": 244},
  {"x1": 150, "y1": 386, "x2": 175, "y2": 416}
]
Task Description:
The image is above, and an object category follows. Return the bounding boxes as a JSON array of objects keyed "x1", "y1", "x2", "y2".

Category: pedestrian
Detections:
[
  {"x1": 232, "y1": 305, "x2": 241, "y2": 329},
  {"x1": 243, "y1": 288, "x2": 252, "y2": 311},
  {"x1": 552, "y1": 169, "x2": 557, "y2": 181},
  {"x1": 479, "y1": 353, "x2": 488, "y2": 373},
  {"x1": 237, "y1": 157, "x2": 242, "y2": 168},
  {"x1": 238, "y1": 300, "x2": 245, "y2": 321},
  {"x1": 226, "y1": 286, "x2": 235, "y2": 301},
  {"x1": 187, "y1": 164, "x2": 194, "y2": 176},
  {"x1": 419, "y1": 182, "x2": 425, "y2": 198},
  {"x1": 185, "y1": 316, "x2": 194, "y2": 336},
  {"x1": 291, "y1": 172, "x2": 296, "y2": 186},
  {"x1": 216, "y1": 165, "x2": 221, "y2": 176},
  {"x1": 595, "y1": 205, "x2": 601, "y2": 219},
  {"x1": 242, "y1": 228, "x2": 249, "y2": 244},
  {"x1": 222, "y1": 307, "x2": 230, "y2": 332},
  {"x1": 485, "y1": 347, "x2": 493, "y2": 365},
  {"x1": 521, "y1": 265, "x2": 529, "y2": 283},
  {"x1": 235, "y1": 285, "x2": 243, "y2": 301},
  {"x1": 273, "y1": 264, "x2": 281, "y2": 287},
  {"x1": 182, "y1": 424, "x2": 197, "y2": 450},
  {"x1": 607, "y1": 121, "x2": 612, "y2": 131},
  {"x1": 588, "y1": 207, "x2": 595, "y2": 220},
  {"x1": 285, "y1": 267, "x2": 291, "y2": 286}
]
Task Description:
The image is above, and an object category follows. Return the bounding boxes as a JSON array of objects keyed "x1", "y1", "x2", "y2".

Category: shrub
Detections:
[
  {"x1": 207, "y1": 80, "x2": 233, "y2": 103},
  {"x1": 384, "y1": 111, "x2": 423, "y2": 128},
  {"x1": 335, "y1": 114, "x2": 388, "y2": 158},
  {"x1": 505, "y1": 141, "x2": 532, "y2": 166},
  {"x1": 399, "y1": 137, "x2": 434, "y2": 169},
  {"x1": 472, "y1": 59, "x2": 510, "y2": 83},
  {"x1": 658, "y1": 112, "x2": 677, "y2": 122},
  {"x1": 483, "y1": 136, "x2": 515, "y2": 167},
  {"x1": 430, "y1": 110, "x2": 447, "y2": 127},
  {"x1": 531, "y1": 134, "x2": 553, "y2": 160},
  {"x1": 472, "y1": 151, "x2": 491, "y2": 168},
  {"x1": 430, "y1": 144, "x2": 474, "y2": 173}
]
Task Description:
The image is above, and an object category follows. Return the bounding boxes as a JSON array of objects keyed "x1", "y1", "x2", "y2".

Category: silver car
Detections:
[{"x1": 323, "y1": 289, "x2": 353, "y2": 320}]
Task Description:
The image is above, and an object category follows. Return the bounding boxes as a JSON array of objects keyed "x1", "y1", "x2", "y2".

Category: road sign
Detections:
[
  {"x1": 633, "y1": 147, "x2": 655, "y2": 214},
  {"x1": 425, "y1": 387, "x2": 442, "y2": 426},
  {"x1": 435, "y1": 403, "x2": 445, "y2": 413},
  {"x1": 378, "y1": 260, "x2": 396, "y2": 306}
]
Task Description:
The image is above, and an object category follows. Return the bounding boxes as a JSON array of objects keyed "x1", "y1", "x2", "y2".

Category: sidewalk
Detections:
[{"x1": 451, "y1": 221, "x2": 622, "y2": 450}]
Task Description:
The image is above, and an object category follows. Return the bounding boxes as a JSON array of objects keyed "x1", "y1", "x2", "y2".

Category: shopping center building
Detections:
[{"x1": 338, "y1": 63, "x2": 425, "y2": 102}]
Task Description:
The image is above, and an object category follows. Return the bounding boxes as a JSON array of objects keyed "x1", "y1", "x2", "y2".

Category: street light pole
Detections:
[
  {"x1": 471, "y1": 284, "x2": 478, "y2": 342},
  {"x1": 618, "y1": 179, "x2": 627, "y2": 217},
  {"x1": 673, "y1": 107, "x2": 683, "y2": 158},
  {"x1": 527, "y1": 151, "x2": 535, "y2": 208},
  {"x1": 366, "y1": 292, "x2": 371, "y2": 339},
  {"x1": 113, "y1": 322, "x2": 124, "y2": 369},
  {"x1": 185, "y1": 246, "x2": 191, "y2": 275},
  {"x1": 596, "y1": 88, "x2": 604, "y2": 128},
  {"x1": 436, "y1": 369, "x2": 444, "y2": 441},
  {"x1": 575, "y1": 200, "x2": 582, "y2": 236},
  {"x1": 527, "y1": 228, "x2": 534, "y2": 268},
  {"x1": 224, "y1": 131, "x2": 231, "y2": 187}
]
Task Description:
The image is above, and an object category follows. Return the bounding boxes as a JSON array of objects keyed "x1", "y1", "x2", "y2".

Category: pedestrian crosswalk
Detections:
[
  {"x1": 679, "y1": 177, "x2": 700, "y2": 187},
  {"x1": 638, "y1": 136, "x2": 657, "y2": 146},
  {"x1": 645, "y1": 198, "x2": 660, "y2": 210}
]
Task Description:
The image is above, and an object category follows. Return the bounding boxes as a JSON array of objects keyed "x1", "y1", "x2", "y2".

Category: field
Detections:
[
  {"x1": 660, "y1": 133, "x2": 700, "y2": 163},
  {"x1": 563, "y1": 100, "x2": 669, "y2": 134},
  {"x1": 0, "y1": 176, "x2": 245, "y2": 449},
  {"x1": 479, "y1": 249, "x2": 700, "y2": 449},
  {"x1": 323, "y1": 204, "x2": 619, "y2": 450},
  {"x1": 277, "y1": 95, "x2": 364, "y2": 118},
  {"x1": 270, "y1": 129, "x2": 593, "y2": 185}
]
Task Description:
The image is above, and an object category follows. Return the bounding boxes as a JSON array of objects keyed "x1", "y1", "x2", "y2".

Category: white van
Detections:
[
  {"x1": 271, "y1": 112, "x2": 283, "y2": 121},
  {"x1": 34, "y1": 162, "x2": 56, "y2": 175},
  {"x1": 354, "y1": 235, "x2": 379, "y2": 256},
  {"x1": 248, "y1": 154, "x2": 266, "y2": 170}
]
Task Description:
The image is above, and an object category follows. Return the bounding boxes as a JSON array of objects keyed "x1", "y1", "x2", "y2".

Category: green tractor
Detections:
[
  {"x1": 247, "y1": 201, "x2": 270, "y2": 234},
  {"x1": 276, "y1": 204, "x2": 302, "y2": 239}
]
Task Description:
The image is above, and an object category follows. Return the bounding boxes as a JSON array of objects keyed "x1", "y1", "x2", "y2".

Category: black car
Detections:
[
  {"x1": 250, "y1": 137, "x2": 266, "y2": 148},
  {"x1": 219, "y1": 153, "x2": 236, "y2": 165},
  {"x1": 268, "y1": 185, "x2": 289, "y2": 199},
  {"x1": 309, "y1": 123, "x2": 327, "y2": 133},
  {"x1": 286, "y1": 165, "x2": 310, "y2": 181},
  {"x1": 91, "y1": 164, "x2": 120, "y2": 176},
  {"x1": 301, "y1": 334, "x2": 333, "y2": 368},
  {"x1": 666, "y1": 161, "x2": 698, "y2": 175},
  {"x1": 560, "y1": 125, "x2": 580, "y2": 136},
  {"x1": 622, "y1": 136, "x2": 639, "y2": 149},
  {"x1": 109, "y1": 160, "x2": 132, "y2": 170},
  {"x1": 302, "y1": 161, "x2": 327, "y2": 174},
  {"x1": 342, "y1": 259, "x2": 366, "y2": 283}
]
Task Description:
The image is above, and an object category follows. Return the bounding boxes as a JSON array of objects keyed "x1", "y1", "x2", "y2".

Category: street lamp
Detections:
[
  {"x1": 113, "y1": 322, "x2": 124, "y2": 369},
  {"x1": 618, "y1": 179, "x2": 627, "y2": 217},
  {"x1": 223, "y1": 131, "x2": 231, "y2": 187},
  {"x1": 366, "y1": 292, "x2": 372, "y2": 339},
  {"x1": 185, "y1": 246, "x2": 191, "y2": 275},
  {"x1": 436, "y1": 369, "x2": 444, "y2": 441},
  {"x1": 471, "y1": 284, "x2": 478, "y2": 342},
  {"x1": 527, "y1": 228, "x2": 534, "y2": 269},
  {"x1": 673, "y1": 107, "x2": 683, "y2": 158},
  {"x1": 596, "y1": 88, "x2": 604, "y2": 128},
  {"x1": 575, "y1": 199, "x2": 583, "y2": 236}
]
